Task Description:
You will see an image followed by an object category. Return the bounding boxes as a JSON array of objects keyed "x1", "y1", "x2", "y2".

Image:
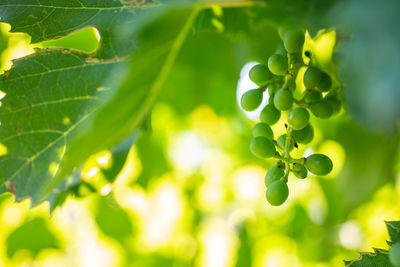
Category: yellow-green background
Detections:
[{"x1": 0, "y1": 18, "x2": 399, "y2": 267}]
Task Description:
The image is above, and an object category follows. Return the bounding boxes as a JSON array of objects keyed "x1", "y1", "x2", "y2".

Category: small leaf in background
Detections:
[
  {"x1": 94, "y1": 195, "x2": 133, "y2": 242},
  {"x1": 387, "y1": 221, "x2": 400, "y2": 244},
  {"x1": 344, "y1": 248, "x2": 391, "y2": 267},
  {"x1": 6, "y1": 217, "x2": 60, "y2": 258}
]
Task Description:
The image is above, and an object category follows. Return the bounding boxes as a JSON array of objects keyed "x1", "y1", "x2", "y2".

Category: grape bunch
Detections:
[{"x1": 240, "y1": 28, "x2": 342, "y2": 206}]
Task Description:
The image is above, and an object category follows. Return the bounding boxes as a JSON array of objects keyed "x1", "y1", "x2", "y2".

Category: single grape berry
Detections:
[
  {"x1": 265, "y1": 166, "x2": 284, "y2": 187},
  {"x1": 292, "y1": 164, "x2": 307, "y2": 179},
  {"x1": 288, "y1": 107, "x2": 310, "y2": 130},
  {"x1": 306, "y1": 154, "x2": 333, "y2": 176},
  {"x1": 250, "y1": 136, "x2": 276, "y2": 158},
  {"x1": 249, "y1": 64, "x2": 272, "y2": 86},
  {"x1": 274, "y1": 88, "x2": 293, "y2": 111},
  {"x1": 283, "y1": 30, "x2": 305, "y2": 53},
  {"x1": 288, "y1": 79, "x2": 296, "y2": 91},
  {"x1": 318, "y1": 72, "x2": 332, "y2": 92},
  {"x1": 268, "y1": 54, "x2": 288, "y2": 76},
  {"x1": 292, "y1": 124, "x2": 314, "y2": 144},
  {"x1": 277, "y1": 134, "x2": 294, "y2": 152},
  {"x1": 268, "y1": 93, "x2": 275, "y2": 104},
  {"x1": 275, "y1": 44, "x2": 287, "y2": 56},
  {"x1": 269, "y1": 83, "x2": 279, "y2": 94},
  {"x1": 241, "y1": 89, "x2": 263, "y2": 111},
  {"x1": 253, "y1": 123, "x2": 273, "y2": 140},
  {"x1": 304, "y1": 67, "x2": 322, "y2": 89},
  {"x1": 389, "y1": 242, "x2": 400, "y2": 267},
  {"x1": 266, "y1": 180, "x2": 289, "y2": 206},
  {"x1": 260, "y1": 104, "x2": 281, "y2": 125},
  {"x1": 305, "y1": 90, "x2": 322, "y2": 104},
  {"x1": 278, "y1": 26, "x2": 286, "y2": 40},
  {"x1": 325, "y1": 94, "x2": 341, "y2": 115},
  {"x1": 310, "y1": 100, "x2": 333, "y2": 119}
]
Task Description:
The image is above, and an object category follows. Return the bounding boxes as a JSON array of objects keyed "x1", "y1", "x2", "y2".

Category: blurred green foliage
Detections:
[{"x1": 0, "y1": 0, "x2": 398, "y2": 267}]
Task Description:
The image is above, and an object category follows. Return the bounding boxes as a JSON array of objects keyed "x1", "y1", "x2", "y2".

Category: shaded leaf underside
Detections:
[{"x1": 0, "y1": 0, "x2": 197, "y2": 205}]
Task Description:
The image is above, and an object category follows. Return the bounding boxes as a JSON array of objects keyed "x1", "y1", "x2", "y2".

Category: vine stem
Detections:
[
  {"x1": 274, "y1": 153, "x2": 305, "y2": 165},
  {"x1": 283, "y1": 126, "x2": 292, "y2": 180}
]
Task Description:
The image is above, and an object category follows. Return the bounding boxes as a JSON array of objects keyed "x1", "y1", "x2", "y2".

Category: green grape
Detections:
[
  {"x1": 265, "y1": 166, "x2": 284, "y2": 187},
  {"x1": 249, "y1": 64, "x2": 272, "y2": 86},
  {"x1": 306, "y1": 154, "x2": 333, "y2": 176},
  {"x1": 292, "y1": 124, "x2": 314, "y2": 144},
  {"x1": 260, "y1": 104, "x2": 281, "y2": 125},
  {"x1": 241, "y1": 89, "x2": 263, "y2": 111},
  {"x1": 325, "y1": 94, "x2": 341, "y2": 114},
  {"x1": 389, "y1": 242, "x2": 400, "y2": 267},
  {"x1": 268, "y1": 54, "x2": 288, "y2": 76},
  {"x1": 304, "y1": 67, "x2": 322, "y2": 89},
  {"x1": 269, "y1": 83, "x2": 278, "y2": 94},
  {"x1": 278, "y1": 26, "x2": 286, "y2": 40},
  {"x1": 253, "y1": 123, "x2": 273, "y2": 140},
  {"x1": 318, "y1": 72, "x2": 332, "y2": 92},
  {"x1": 305, "y1": 90, "x2": 322, "y2": 104},
  {"x1": 288, "y1": 107, "x2": 310, "y2": 130},
  {"x1": 275, "y1": 43, "x2": 287, "y2": 56},
  {"x1": 288, "y1": 79, "x2": 296, "y2": 91},
  {"x1": 266, "y1": 180, "x2": 289, "y2": 206},
  {"x1": 250, "y1": 136, "x2": 276, "y2": 158},
  {"x1": 283, "y1": 30, "x2": 305, "y2": 53},
  {"x1": 310, "y1": 100, "x2": 333, "y2": 118},
  {"x1": 292, "y1": 164, "x2": 307, "y2": 179},
  {"x1": 274, "y1": 88, "x2": 293, "y2": 111},
  {"x1": 277, "y1": 134, "x2": 294, "y2": 152},
  {"x1": 268, "y1": 93, "x2": 275, "y2": 104}
]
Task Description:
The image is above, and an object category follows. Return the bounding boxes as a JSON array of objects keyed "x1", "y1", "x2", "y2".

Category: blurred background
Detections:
[{"x1": 0, "y1": 1, "x2": 399, "y2": 266}]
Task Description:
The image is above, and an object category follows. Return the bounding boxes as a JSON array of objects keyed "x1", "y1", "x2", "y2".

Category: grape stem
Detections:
[
  {"x1": 274, "y1": 152, "x2": 305, "y2": 166},
  {"x1": 278, "y1": 50, "x2": 306, "y2": 182}
]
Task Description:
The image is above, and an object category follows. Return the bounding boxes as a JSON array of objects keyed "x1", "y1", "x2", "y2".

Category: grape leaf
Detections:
[
  {"x1": 344, "y1": 248, "x2": 392, "y2": 267},
  {"x1": 331, "y1": 0, "x2": 400, "y2": 133},
  {"x1": 0, "y1": 1, "x2": 199, "y2": 205},
  {"x1": 386, "y1": 221, "x2": 400, "y2": 244},
  {"x1": 0, "y1": 0, "x2": 158, "y2": 59},
  {"x1": 0, "y1": 49, "x2": 127, "y2": 203},
  {"x1": 94, "y1": 194, "x2": 134, "y2": 242},
  {"x1": 51, "y1": 7, "x2": 198, "y2": 199}
]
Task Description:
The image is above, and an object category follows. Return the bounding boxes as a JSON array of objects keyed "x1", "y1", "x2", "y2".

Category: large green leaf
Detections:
[
  {"x1": 52, "y1": 6, "x2": 199, "y2": 198},
  {"x1": 0, "y1": 0, "x2": 157, "y2": 58},
  {"x1": 331, "y1": 0, "x2": 400, "y2": 133},
  {"x1": 0, "y1": 49, "x2": 126, "y2": 203}
]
